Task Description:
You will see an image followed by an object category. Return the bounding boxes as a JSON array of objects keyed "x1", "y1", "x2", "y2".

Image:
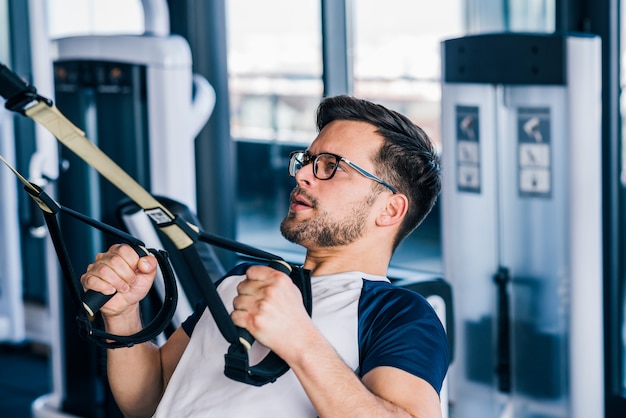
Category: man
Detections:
[{"x1": 82, "y1": 95, "x2": 449, "y2": 417}]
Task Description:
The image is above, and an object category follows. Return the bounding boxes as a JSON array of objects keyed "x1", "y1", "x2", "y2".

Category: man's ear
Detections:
[{"x1": 376, "y1": 193, "x2": 408, "y2": 227}]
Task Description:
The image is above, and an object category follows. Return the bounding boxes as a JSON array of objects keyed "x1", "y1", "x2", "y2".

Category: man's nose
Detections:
[{"x1": 294, "y1": 161, "x2": 316, "y2": 186}]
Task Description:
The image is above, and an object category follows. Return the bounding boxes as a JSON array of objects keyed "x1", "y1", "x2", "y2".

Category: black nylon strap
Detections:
[
  {"x1": 28, "y1": 187, "x2": 84, "y2": 310},
  {"x1": 77, "y1": 249, "x2": 178, "y2": 349},
  {"x1": 180, "y1": 246, "x2": 240, "y2": 344},
  {"x1": 25, "y1": 185, "x2": 178, "y2": 348},
  {"x1": 224, "y1": 345, "x2": 291, "y2": 386},
  {"x1": 1, "y1": 61, "x2": 312, "y2": 385},
  {"x1": 224, "y1": 267, "x2": 312, "y2": 386}
]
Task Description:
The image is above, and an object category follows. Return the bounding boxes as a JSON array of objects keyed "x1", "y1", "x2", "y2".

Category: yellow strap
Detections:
[{"x1": 24, "y1": 101, "x2": 194, "y2": 249}]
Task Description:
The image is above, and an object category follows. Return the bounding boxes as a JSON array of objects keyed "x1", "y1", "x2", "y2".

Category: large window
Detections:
[
  {"x1": 353, "y1": 0, "x2": 463, "y2": 144},
  {"x1": 228, "y1": 0, "x2": 465, "y2": 273},
  {"x1": 227, "y1": 0, "x2": 322, "y2": 143},
  {"x1": 227, "y1": 0, "x2": 323, "y2": 261},
  {"x1": 353, "y1": 0, "x2": 463, "y2": 273}
]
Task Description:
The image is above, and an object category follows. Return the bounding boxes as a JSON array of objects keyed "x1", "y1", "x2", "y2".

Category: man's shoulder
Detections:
[
  {"x1": 361, "y1": 277, "x2": 427, "y2": 300},
  {"x1": 360, "y1": 278, "x2": 437, "y2": 320}
]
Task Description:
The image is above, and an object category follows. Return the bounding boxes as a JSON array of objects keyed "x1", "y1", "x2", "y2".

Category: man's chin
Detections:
[
  {"x1": 279, "y1": 219, "x2": 297, "y2": 243},
  {"x1": 280, "y1": 221, "x2": 313, "y2": 246}
]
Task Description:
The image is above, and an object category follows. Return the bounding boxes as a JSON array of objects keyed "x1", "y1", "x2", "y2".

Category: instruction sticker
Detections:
[
  {"x1": 456, "y1": 105, "x2": 480, "y2": 193},
  {"x1": 517, "y1": 107, "x2": 551, "y2": 198}
]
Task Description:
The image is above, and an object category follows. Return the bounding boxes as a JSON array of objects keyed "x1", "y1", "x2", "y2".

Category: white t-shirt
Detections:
[{"x1": 153, "y1": 265, "x2": 448, "y2": 417}]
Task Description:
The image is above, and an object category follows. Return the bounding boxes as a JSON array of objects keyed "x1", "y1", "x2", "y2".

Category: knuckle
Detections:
[
  {"x1": 263, "y1": 285, "x2": 278, "y2": 299},
  {"x1": 93, "y1": 263, "x2": 110, "y2": 277},
  {"x1": 81, "y1": 274, "x2": 97, "y2": 290},
  {"x1": 80, "y1": 274, "x2": 90, "y2": 287}
]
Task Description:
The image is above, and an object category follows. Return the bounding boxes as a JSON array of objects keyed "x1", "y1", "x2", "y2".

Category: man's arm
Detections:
[
  {"x1": 103, "y1": 312, "x2": 190, "y2": 417},
  {"x1": 363, "y1": 366, "x2": 442, "y2": 418},
  {"x1": 232, "y1": 265, "x2": 443, "y2": 418},
  {"x1": 81, "y1": 244, "x2": 190, "y2": 417},
  {"x1": 281, "y1": 319, "x2": 442, "y2": 418}
]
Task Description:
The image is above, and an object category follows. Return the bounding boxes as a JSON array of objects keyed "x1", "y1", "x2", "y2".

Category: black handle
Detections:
[
  {"x1": 494, "y1": 266, "x2": 511, "y2": 393},
  {"x1": 82, "y1": 244, "x2": 151, "y2": 317},
  {"x1": 82, "y1": 290, "x2": 114, "y2": 317},
  {"x1": 0, "y1": 62, "x2": 30, "y2": 100},
  {"x1": 0, "y1": 63, "x2": 50, "y2": 113},
  {"x1": 237, "y1": 260, "x2": 293, "y2": 350}
]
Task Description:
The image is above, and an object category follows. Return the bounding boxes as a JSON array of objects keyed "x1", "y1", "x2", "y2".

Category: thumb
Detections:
[{"x1": 137, "y1": 254, "x2": 157, "y2": 274}]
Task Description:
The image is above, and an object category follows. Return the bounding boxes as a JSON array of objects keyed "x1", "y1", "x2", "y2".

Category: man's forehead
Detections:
[
  {"x1": 320, "y1": 119, "x2": 378, "y2": 135},
  {"x1": 310, "y1": 121, "x2": 382, "y2": 157}
]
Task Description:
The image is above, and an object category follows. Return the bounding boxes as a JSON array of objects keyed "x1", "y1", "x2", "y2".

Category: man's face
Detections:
[{"x1": 280, "y1": 120, "x2": 385, "y2": 248}]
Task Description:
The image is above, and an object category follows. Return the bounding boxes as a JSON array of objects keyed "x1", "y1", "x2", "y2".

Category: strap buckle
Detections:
[
  {"x1": 223, "y1": 266, "x2": 312, "y2": 386},
  {"x1": 224, "y1": 344, "x2": 289, "y2": 386},
  {"x1": 0, "y1": 63, "x2": 52, "y2": 114}
]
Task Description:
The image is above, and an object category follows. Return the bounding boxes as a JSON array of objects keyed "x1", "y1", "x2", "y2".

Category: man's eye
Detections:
[
  {"x1": 327, "y1": 159, "x2": 345, "y2": 173},
  {"x1": 320, "y1": 161, "x2": 336, "y2": 175}
]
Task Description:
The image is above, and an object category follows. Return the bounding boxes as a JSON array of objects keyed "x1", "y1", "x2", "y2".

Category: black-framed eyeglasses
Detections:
[{"x1": 288, "y1": 150, "x2": 397, "y2": 194}]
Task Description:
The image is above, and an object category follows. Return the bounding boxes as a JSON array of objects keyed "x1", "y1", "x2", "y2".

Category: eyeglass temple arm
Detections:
[{"x1": 342, "y1": 158, "x2": 397, "y2": 193}]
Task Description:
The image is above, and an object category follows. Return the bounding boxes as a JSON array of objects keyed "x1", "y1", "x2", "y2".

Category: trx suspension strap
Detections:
[
  {"x1": 0, "y1": 63, "x2": 312, "y2": 386},
  {"x1": 0, "y1": 154, "x2": 178, "y2": 348}
]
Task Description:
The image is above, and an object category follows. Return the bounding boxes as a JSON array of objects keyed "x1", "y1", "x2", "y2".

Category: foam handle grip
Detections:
[
  {"x1": 82, "y1": 244, "x2": 150, "y2": 317},
  {"x1": 238, "y1": 260, "x2": 293, "y2": 350},
  {"x1": 83, "y1": 290, "x2": 114, "y2": 317}
]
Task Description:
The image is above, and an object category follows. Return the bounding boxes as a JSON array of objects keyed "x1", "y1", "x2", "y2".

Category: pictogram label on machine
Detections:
[
  {"x1": 517, "y1": 107, "x2": 551, "y2": 198},
  {"x1": 455, "y1": 105, "x2": 481, "y2": 193}
]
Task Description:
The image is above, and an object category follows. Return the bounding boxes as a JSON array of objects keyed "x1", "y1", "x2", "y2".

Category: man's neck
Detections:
[{"x1": 302, "y1": 243, "x2": 391, "y2": 277}]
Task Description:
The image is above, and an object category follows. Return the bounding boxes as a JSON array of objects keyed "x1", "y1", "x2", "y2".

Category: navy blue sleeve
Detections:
[
  {"x1": 181, "y1": 299, "x2": 206, "y2": 337},
  {"x1": 358, "y1": 280, "x2": 450, "y2": 394}
]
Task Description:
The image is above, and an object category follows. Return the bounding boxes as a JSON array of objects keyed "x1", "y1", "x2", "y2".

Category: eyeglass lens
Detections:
[
  {"x1": 288, "y1": 152, "x2": 305, "y2": 177},
  {"x1": 314, "y1": 154, "x2": 340, "y2": 179},
  {"x1": 289, "y1": 152, "x2": 340, "y2": 180}
]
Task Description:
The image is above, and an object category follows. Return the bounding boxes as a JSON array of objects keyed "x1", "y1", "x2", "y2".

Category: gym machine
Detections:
[{"x1": 441, "y1": 33, "x2": 603, "y2": 418}]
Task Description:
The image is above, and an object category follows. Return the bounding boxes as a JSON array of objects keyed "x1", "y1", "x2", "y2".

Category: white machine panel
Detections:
[
  {"x1": 441, "y1": 34, "x2": 602, "y2": 418},
  {"x1": 52, "y1": 34, "x2": 215, "y2": 210},
  {"x1": 0, "y1": 107, "x2": 25, "y2": 342}
]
